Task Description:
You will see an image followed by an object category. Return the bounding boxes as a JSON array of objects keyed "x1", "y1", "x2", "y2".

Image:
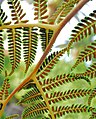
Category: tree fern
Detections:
[{"x1": 0, "y1": 0, "x2": 96, "y2": 119}]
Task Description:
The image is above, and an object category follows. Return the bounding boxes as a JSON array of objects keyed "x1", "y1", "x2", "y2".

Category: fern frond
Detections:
[
  {"x1": 0, "y1": 9, "x2": 11, "y2": 73},
  {"x1": 23, "y1": 27, "x2": 38, "y2": 72},
  {"x1": 52, "y1": 104, "x2": 94, "y2": 118},
  {"x1": 46, "y1": 89, "x2": 91, "y2": 104},
  {"x1": 88, "y1": 88, "x2": 96, "y2": 106},
  {"x1": 0, "y1": 9, "x2": 11, "y2": 26},
  {"x1": 37, "y1": 48, "x2": 67, "y2": 79},
  {"x1": 7, "y1": 0, "x2": 28, "y2": 24},
  {"x1": 7, "y1": 28, "x2": 22, "y2": 75},
  {"x1": 68, "y1": 10, "x2": 96, "y2": 51},
  {"x1": 19, "y1": 86, "x2": 42, "y2": 104},
  {"x1": 22, "y1": 101, "x2": 48, "y2": 119},
  {"x1": 40, "y1": 73, "x2": 89, "y2": 92},
  {"x1": 40, "y1": 28, "x2": 53, "y2": 51},
  {"x1": 48, "y1": 0, "x2": 79, "y2": 24},
  {"x1": 6, "y1": 114, "x2": 19, "y2": 119},
  {"x1": 33, "y1": 0, "x2": 48, "y2": 23},
  {"x1": 0, "y1": 31, "x2": 4, "y2": 73},
  {"x1": 71, "y1": 40, "x2": 96, "y2": 70},
  {"x1": 84, "y1": 62, "x2": 96, "y2": 78},
  {"x1": 0, "y1": 79, "x2": 10, "y2": 100}
]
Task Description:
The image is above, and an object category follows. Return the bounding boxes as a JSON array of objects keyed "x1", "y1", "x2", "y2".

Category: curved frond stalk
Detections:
[
  {"x1": 46, "y1": 89, "x2": 91, "y2": 104},
  {"x1": 18, "y1": 86, "x2": 43, "y2": 104},
  {"x1": 34, "y1": 0, "x2": 48, "y2": 23},
  {"x1": 0, "y1": 79, "x2": 10, "y2": 100},
  {"x1": 48, "y1": 0, "x2": 79, "y2": 24},
  {"x1": 22, "y1": 101, "x2": 48, "y2": 119},
  {"x1": 52, "y1": 104, "x2": 94, "y2": 118},
  {"x1": 6, "y1": 114, "x2": 19, "y2": 119},
  {"x1": 37, "y1": 48, "x2": 67, "y2": 79},
  {"x1": 40, "y1": 28, "x2": 54, "y2": 52},
  {"x1": 84, "y1": 63, "x2": 96, "y2": 79},
  {"x1": 7, "y1": 28, "x2": 22, "y2": 75},
  {"x1": 88, "y1": 88, "x2": 96, "y2": 106},
  {"x1": 7, "y1": 0, "x2": 28, "y2": 24},
  {"x1": 23, "y1": 27, "x2": 38, "y2": 73},
  {"x1": 68, "y1": 10, "x2": 96, "y2": 51},
  {"x1": 40, "y1": 73, "x2": 89, "y2": 92},
  {"x1": 71, "y1": 40, "x2": 96, "y2": 70}
]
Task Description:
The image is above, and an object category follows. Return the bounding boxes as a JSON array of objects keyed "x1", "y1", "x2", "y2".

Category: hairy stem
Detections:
[{"x1": 5, "y1": 0, "x2": 89, "y2": 107}]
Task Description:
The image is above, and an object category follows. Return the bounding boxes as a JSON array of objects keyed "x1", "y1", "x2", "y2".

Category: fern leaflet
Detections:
[
  {"x1": 7, "y1": 0, "x2": 28, "y2": 24},
  {"x1": 71, "y1": 40, "x2": 96, "y2": 70},
  {"x1": 68, "y1": 10, "x2": 96, "y2": 51},
  {"x1": 33, "y1": 0, "x2": 48, "y2": 23},
  {"x1": 23, "y1": 27, "x2": 38, "y2": 72}
]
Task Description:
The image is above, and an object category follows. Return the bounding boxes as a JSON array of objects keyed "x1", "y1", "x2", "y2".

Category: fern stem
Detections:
[
  {"x1": 0, "y1": 23, "x2": 57, "y2": 31},
  {"x1": 5, "y1": 0, "x2": 89, "y2": 114}
]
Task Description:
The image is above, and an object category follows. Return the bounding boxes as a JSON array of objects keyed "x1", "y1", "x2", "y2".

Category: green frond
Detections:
[
  {"x1": 40, "y1": 73, "x2": 90, "y2": 92},
  {"x1": 46, "y1": 89, "x2": 91, "y2": 104},
  {"x1": 22, "y1": 101, "x2": 48, "y2": 119},
  {"x1": 71, "y1": 40, "x2": 96, "y2": 70},
  {"x1": 48, "y1": 0, "x2": 79, "y2": 24},
  {"x1": 52, "y1": 104, "x2": 94, "y2": 118},
  {"x1": 33, "y1": 0, "x2": 48, "y2": 23},
  {"x1": 7, "y1": 0, "x2": 28, "y2": 24},
  {"x1": 68, "y1": 10, "x2": 96, "y2": 51},
  {"x1": 0, "y1": 31, "x2": 4, "y2": 73},
  {"x1": 37, "y1": 48, "x2": 67, "y2": 79},
  {"x1": 6, "y1": 114, "x2": 19, "y2": 119},
  {"x1": 40, "y1": 28, "x2": 54, "y2": 52},
  {"x1": 19, "y1": 86, "x2": 43, "y2": 104},
  {"x1": 23, "y1": 27, "x2": 38, "y2": 72},
  {"x1": 84, "y1": 62, "x2": 96, "y2": 78},
  {"x1": 88, "y1": 88, "x2": 96, "y2": 106},
  {"x1": 0, "y1": 9, "x2": 11, "y2": 73},
  {"x1": 7, "y1": 28, "x2": 22, "y2": 75},
  {"x1": 0, "y1": 79, "x2": 10, "y2": 100}
]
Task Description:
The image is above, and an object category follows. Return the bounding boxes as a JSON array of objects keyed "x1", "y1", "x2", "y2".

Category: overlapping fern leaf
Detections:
[
  {"x1": 37, "y1": 48, "x2": 67, "y2": 79},
  {"x1": 52, "y1": 104, "x2": 94, "y2": 118},
  {"x1": 7, "y1": 0, "x2": 28, "y2": 24},
  {"x1": 71, "y1": 40, "x2": 96, "y2": 70},
  {"x1": 22, "y1": 101, "x2": 48, "y2": 119},
  {"x1": 0, "y1": 9, "x2": 11, "y2": 73},
  {"x1": 48, "y1": 0, "x2": 79, "y2": 24},
  {"x1": 23, "y1": 27, "x2": 38, "y2": 72},
  {"x1": 68, "y1": 10, "x2": 96, "y2": 51},
  {"x1": 33, "y1": 0, "x2": 48, "y2": 23},
  {"x1": 7, "y1": 27, "x2": 22, "y2": 75},
  {"x1": 40, "y1": 28, "x2": 54, "y2": 52},
  {"x1": 19, "y1": 86, "x2": 42, "y2": 105},
  {"x1": 46, "y1": 89, "x2": 91, "y2": 104},
  {"x1": 0, "y1": 79, "x2": 10, "y2": 100},
  {"x1": 39, "y1": 73, "x2": 90, "y2": 92}
]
